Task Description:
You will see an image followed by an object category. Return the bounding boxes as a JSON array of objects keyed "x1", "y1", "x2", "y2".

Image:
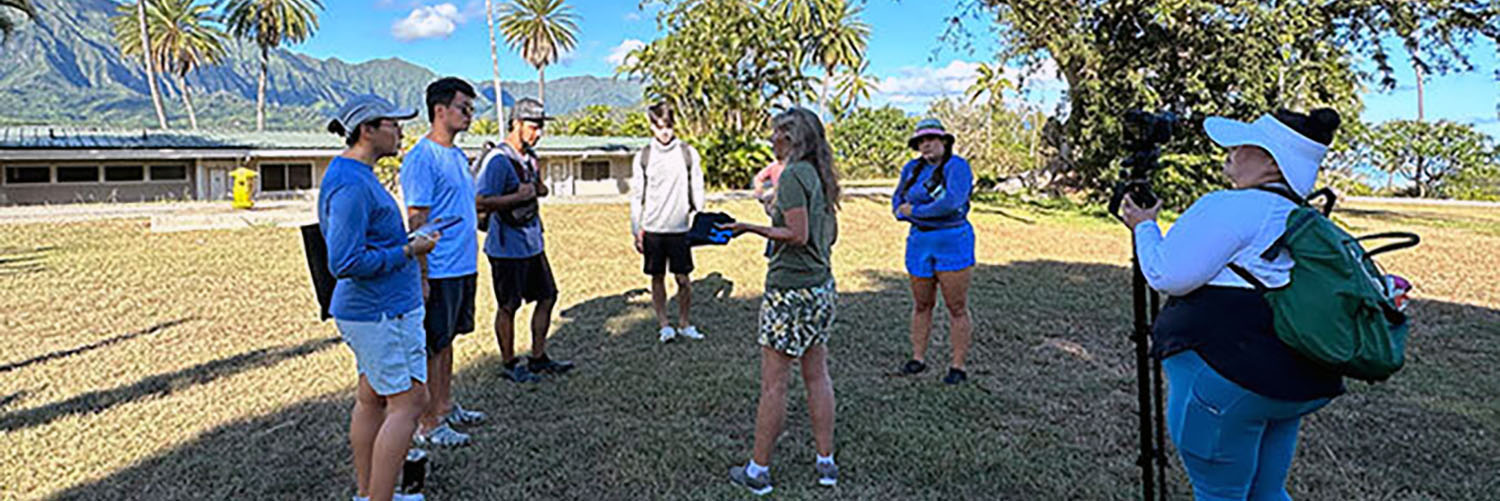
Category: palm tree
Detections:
[
  {"x1": 0, "y1": 0, "x2": 36, "y2": 44},
  {"x1": 112, "y1": 1, "x2": 170, "y2": 129},
  {"x1": 486, "y1": 0, "x2": 505, "y2": 137},
  {"x1": 498, "y1": 0, "x2": 579, "y2": 105},
  {"x1": 223, "y1": 0, "x2": 322, "y2": 132},
  {"x1": 830, "y1": 61, "x2": 876, "y2": 119},
  {"x1": 813, "y1": 0, "x2": 867, "y2": 122},
  {"x1": 147, "y1": 0, "x2": 226, "y2": 131},
  {"x1": 966, "y1": 62, "x2": 1014, "y2": 148}
]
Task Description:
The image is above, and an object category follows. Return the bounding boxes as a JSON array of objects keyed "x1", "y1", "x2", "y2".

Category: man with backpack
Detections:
[
  {"x1": 476, "y1": 97, "x2": 574, "y2": 383},
  {"x1": 629, "y1": 102, "x2": 707, "y2": 344}
]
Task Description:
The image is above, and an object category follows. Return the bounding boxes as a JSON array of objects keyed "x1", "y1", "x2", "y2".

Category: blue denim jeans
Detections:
[{"x1": 1163, "y1": 350, "x2": 1332, "y2": 501}]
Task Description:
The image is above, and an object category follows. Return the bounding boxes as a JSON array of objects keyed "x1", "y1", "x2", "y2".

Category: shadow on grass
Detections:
[
  {"x1": 0, "y1": 245, "x2": 54, "y2": 276},
  {"x1": 0, "y1": 336, "x2": 340, "y2": 433},
  {"x1": 0, "y1": 317, "x2": 198, "y2": 374},
  {"x1": 47, "y1": 262, "x2": 1500, "y2": 500}
]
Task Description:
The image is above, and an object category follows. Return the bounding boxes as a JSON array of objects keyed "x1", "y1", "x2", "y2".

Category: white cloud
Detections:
[
  {"x1": 606, "y1": 39, "x2": 646, "y2": 66},
  {"x1": 874, "y1": 59, "x2": 1065, "y2": 110},
  {"x1": 624, "y1": 12, "x2": 642, "y2": 22},
  {"x1": 391, "y1": 3, "x2": 465, "y2": 42}
]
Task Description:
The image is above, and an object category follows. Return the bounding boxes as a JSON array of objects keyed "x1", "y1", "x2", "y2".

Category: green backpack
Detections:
[{"x1": 1228, "y1": 186, "x2": 1420, "y2": 382}]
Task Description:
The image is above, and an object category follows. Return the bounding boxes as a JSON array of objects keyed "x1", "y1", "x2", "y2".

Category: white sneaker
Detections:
[
  {"x1": 658, "y1": 325, "x2": 677, "y2": 343},
  {"x1": 677, "y1": 325, "x2": 704, "y2": 340}
]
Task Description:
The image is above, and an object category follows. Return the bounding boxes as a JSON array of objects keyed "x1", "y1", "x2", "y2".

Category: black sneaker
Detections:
[
  {"x1": 528, "y1": 355, "x2": 575, "y2": 375},
  {"x1": 900, "y1": 359, "x2": 927, "y2": 375},
  {"x1": 728, "y1": 465, "x2": 773, "y2": 496},
  {"x1": 943, "y1": 367, "x2": 968, "y2": 385},
  {"x1": 501, "y1": 362, "x2": 541, "y2": 383}
]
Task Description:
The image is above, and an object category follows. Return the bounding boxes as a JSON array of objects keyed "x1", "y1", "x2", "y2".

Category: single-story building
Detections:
[{"x1": 0, "y1": 126, "x2": 650, "y2": 205}]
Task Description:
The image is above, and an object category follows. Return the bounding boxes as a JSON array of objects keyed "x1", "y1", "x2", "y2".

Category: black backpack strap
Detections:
[
  {"x1": 1357, "y1": 232, "x2": 1422, "y2": 258},
  {"x1": 639, "y1": 145, "x2": 652, "y2": 208},
  {"x1": 1227, "y1": 263, "x2": 1271, "y2": 292},
  {"x1": 682, "y1": 143, "x2": 696, "y2": 212}
]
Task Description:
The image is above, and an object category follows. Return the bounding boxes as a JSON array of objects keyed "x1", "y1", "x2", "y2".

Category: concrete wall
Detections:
[{"x1": 0, "y1": 161, "x2": 196, "y2": 205}]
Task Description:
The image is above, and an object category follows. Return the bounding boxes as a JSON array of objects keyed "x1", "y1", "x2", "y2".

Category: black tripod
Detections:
[
  {"x1": 1129, "y1": 232, "x2": 1169, "y2": 501},
  {"x1": 1110, "y1": 108, "x2": 1178, "y2": 500}
]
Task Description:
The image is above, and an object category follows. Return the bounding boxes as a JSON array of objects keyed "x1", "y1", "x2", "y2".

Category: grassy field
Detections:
[{"x1": 1, "y1": 196, "x2": 1497, "y2": 500}]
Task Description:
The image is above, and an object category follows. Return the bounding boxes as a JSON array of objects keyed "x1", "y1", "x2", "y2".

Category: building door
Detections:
[{"x1": 208, "y1": 168, "x2": 229, "y2": 200}]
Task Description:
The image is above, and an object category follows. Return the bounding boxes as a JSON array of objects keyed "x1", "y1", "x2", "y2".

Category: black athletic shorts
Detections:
[
  {"x1": 489, "y1": 253, "x2": 559, "y2": 311},
  {"x1": 643, "y1": 232, "x2": 693, "y2": 276},
  {"x1": 423, "y1": 274, "x2": 477, "y2": 356}
]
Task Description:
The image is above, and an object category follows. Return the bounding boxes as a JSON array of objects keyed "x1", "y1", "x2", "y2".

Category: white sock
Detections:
[
  {"x1": 816, "y1": 453, "x2": 835, "y2": 466},
  {"x1": 745, "y1": 460, "x2": 768, "y2": 478}
]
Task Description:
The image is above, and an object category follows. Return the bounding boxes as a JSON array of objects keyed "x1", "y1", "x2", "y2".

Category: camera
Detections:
[{"x1": 1109, "y1": 110, "x2": 1179, "y2": 216}]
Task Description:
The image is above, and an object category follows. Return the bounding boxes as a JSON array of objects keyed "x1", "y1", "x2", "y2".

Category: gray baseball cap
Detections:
[
  {"x1": 508, "y1": 97, "x2": 554, "y2": 124},
  {"x1": 327, "y1": 94, "x2": 418, "y2": 137}
]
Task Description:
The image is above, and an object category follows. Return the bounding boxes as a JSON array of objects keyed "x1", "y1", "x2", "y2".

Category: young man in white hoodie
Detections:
[{"x1": 630, "y1": 102, "x2": 707, "y2": 343}]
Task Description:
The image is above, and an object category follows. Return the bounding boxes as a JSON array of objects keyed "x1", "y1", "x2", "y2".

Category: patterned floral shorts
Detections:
[{"x1": 758, "y1": 279, "x2": 837, "y2": 358}]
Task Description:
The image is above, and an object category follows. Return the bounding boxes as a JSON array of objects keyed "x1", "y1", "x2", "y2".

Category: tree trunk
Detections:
[
  {"x1": 820, "y1": 73, "x2": 831, "y2": 122},
  {"x1": 537, "y1": 66, "x2": 545, "y2": 105},
  {"x1": 1415, "y1": 63, "x2": 1425, "y2": 197},
  {"x1": 257, "y1": 46, "x2": 268, "y2": 132},
  {"x1": 177, "y1": 73, "x2": 198, "y2": 130},
  {"x1": 138, "y1": 1, "x2": 167, "y2": 129},
  {"x1": 486, "y1": 0, "x2": 504, "y2": 138}
]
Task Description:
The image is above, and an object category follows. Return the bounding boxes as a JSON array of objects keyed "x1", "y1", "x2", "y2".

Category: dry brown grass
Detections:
[{"x1": 0, "y1": 196, "x2": 1496, "y2": 500}]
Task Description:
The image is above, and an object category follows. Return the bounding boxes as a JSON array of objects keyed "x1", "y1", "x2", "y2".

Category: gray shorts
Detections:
[{"x1": 335, "y1": 307, "x2": 427, "y2": 396}]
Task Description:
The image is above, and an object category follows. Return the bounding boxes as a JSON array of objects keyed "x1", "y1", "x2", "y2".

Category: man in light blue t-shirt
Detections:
[{"x1": 400, "y1": 77, "x2": 486, "y2": 447}]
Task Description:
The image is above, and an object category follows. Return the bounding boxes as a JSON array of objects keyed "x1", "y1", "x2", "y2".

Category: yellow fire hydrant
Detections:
[{"x1": 230, "y1": 167, "x2": 258, "y2": 210}]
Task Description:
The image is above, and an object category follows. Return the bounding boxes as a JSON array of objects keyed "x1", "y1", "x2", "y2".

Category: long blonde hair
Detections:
[{"x1": 772, "y1": 107, "x2": 840, "y2": 211}]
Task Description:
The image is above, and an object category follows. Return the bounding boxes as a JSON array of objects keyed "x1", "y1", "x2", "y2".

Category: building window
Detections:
[
  {"x1": 3, "y1": 166, "x2": 49, "y2": 184},
  {"x1": 580, "y1": 161, "x2": 611, "y2": 181},
  {"x1": 150, "y1": 165, "x2": 188, "y2": 181},
  {"x1": 260, "y1": 163, "x2": 314, "y2": 191},
  {"x1": 56, "y1": 166, "x2": 100, "y2": 183},
  {"x1": 104, "y1": 165, "x2": 145, "y2": 182}
]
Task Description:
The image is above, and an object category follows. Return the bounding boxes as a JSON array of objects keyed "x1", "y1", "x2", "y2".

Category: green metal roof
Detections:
[{"x1": 0, "y1": 126, "x2": 648, "y2": 153}]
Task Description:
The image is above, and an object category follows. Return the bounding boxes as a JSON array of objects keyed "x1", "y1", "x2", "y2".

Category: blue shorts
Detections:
[
  {"x1": 904, "y1": 222, "x2": 976, "y2": 278},
  {"x1": 335, "y1": 307, "x2": 428, "y2": 396}
]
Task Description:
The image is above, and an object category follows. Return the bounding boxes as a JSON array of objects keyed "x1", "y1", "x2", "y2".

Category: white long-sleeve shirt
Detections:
[
  {"x1": 1133, "y1": 188, "x2": 1297, "y2": 297},
  {"x1": 629, "y1": 138, "x2": 706, "y2": 235}
]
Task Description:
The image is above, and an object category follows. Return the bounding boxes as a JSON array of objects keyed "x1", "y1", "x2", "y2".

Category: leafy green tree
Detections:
[
  {"x1": 469, "y1": 118, "x2": 501, "y2": 136},
  {"x1": 619, "y1": 112, "x2": 651, "y2": 137},
  {"x1": 829, "y1": 106, "x2": 914, "y2": 180},
  {"x1": 558, "y1": 104, "x2": 617, "y2": 136},
  {"x1": 499, "y1": 0, "x2": 579, "y2": 105},
  {"x1": 1362, "y1": 120, "x2": 1499, "y2": 198},
  {"x1": 960, "y1": 0, "x2": 1500, "y2": 204},
  {"x1": 223, "y1": 0, "x2": 323, "y2": 132}
]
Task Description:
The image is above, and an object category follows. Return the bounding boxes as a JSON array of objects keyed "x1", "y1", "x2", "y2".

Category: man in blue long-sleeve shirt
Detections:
[
  {"x1": 318, "y1": 94, "x2": 434, "y2": 501},
  {"x1": 892, "y1": 118, "x2": 978, "y2": 385}
]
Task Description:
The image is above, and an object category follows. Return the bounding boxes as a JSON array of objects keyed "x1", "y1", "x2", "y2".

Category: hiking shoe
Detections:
[
  {"x1": 901, "y1": 359, "x2": 927, "y2": 375},
  {"x1": 528, "y1": 355, "x2": 575, "y2": 375},
  {"x1": 943, "y1": 367, "x2": 968, "y2": 385},
  {"x1": 658, "y1": 325, "x2": 677, "y2": 343},
  {"x1": 445, "y1": 401, "x2": 487, "y2": 426},
  {"x1": 728, "y1": 465, "x2": 773, "y2": 496},
  {"x1": 677, "y1": 325, "x2": 704, "y2": 340},
  {"x1": 815, "y1": 461, "x2": 839, "y2": 487},
  {"x1": 413, "y1": 423, "x2": 470, "y2": 447},
  {"x1": 501, "y1": 363, "x2": 541, "y2": 383}
]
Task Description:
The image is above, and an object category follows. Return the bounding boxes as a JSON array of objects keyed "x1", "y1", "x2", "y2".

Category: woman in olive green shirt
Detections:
[{"x1": 721, "y1": 107, "x2": 842, "y2": 495}]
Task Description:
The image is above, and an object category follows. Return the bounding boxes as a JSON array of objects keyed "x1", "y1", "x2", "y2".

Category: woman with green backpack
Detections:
[{"x1": 1119, "y1": 109, "x2": 1347, "y2": 500}]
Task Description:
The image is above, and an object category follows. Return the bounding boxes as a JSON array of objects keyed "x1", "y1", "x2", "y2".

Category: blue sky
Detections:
[{"x1": 294, "y1": 1, "x2": 1499, "y2": 138}]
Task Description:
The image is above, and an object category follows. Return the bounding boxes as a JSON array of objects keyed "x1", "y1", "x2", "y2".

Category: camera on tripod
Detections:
[{"x1": 1109, "y1": 110, "x2": 1179, "y2": 217}]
